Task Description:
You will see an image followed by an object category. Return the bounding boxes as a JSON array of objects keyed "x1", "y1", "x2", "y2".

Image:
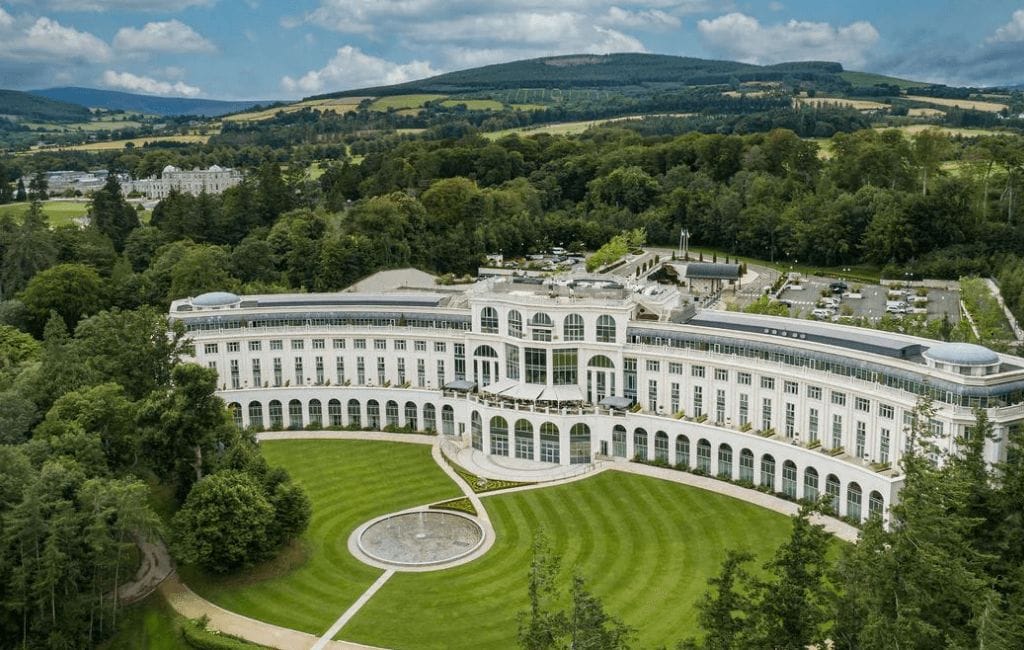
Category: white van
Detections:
[{"x1": 812, "y1": 308, "x2": 834, "y2": 320}]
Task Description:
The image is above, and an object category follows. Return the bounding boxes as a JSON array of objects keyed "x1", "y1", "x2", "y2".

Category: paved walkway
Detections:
[{"x1": 118, "y1": 534, "x2": 174, "y2": 604}]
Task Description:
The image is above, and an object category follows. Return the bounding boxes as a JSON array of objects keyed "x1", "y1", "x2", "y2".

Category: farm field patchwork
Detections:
[
  {"x1": 368, "y1": 94, "x2": 446, "y2": 111},
  {"x1": 794, "y1": 97, "x2": 888, "y2": 110},
  {"x1": 904, "y1": 95, "x2": 1008, "y2": 112},
  {"x1": 35, "y1": 134, "x2": 210, "y2": 151},
  {"x1": 224, "y1": 97, "x2": 366, "y2": 122}
]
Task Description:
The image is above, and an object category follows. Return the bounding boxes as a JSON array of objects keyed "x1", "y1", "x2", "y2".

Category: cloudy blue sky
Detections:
[{"x1": 1, "y1": 1, "x2": 1023, "y2": 100}]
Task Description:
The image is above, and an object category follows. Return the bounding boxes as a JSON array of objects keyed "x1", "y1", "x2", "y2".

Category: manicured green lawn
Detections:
[
  {"x1": 101, "y1": 594, "x2": 188, "y2": 650},
  {"x1": 341, "y1": 470, "x2": 792, "y2": 649},
  {"x1": 0, "y1": 200, "x2": 90, "y2": 227},
  {"x1": 179, "y1": 439, "x2": 461, "y2": 635}
]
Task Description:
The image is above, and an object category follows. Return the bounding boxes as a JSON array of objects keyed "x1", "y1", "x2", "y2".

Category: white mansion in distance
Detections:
[
  {"x1": 124, "y1": 164, "x2": 242, "y2": 200},
  {"x1": 170, "y1": 271, "x2": 1024, "y2": 525}
]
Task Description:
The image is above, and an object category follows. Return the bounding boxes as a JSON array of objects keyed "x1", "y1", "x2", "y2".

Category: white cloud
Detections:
[
  {"x1": 413, "y1": 11, "x2": 645, "y2": 52},
  {"x1": 281, "y1": 45, "x2": 440, "y2": 94},
  {"x1": 697, "y1": 12, "x2": 879, "y2": 67},
  {"x1": 290, "y1": 0, "x2": 437, "y2": 33},
  {"x1": 113, "y1": 20, "x2": 215, "y2": 53},
  {"x1": 600, "y1": 6, "x2": 680, "y2": 30},
  {"x1": 0, "y1": 16, "x2": 112, "y2": 63},
  {"x1": 0, "y1": 5, "x2": 13, "y2": 28},
  {"x1": 988, "y1": 9, "x2": 1024, "y2": 43},
  {"x1": 102, "y1": 69, "x2": 202, "y2": 96},
  {"x1": 27, "y1": 0, "x2": 214, "y2": 11}
]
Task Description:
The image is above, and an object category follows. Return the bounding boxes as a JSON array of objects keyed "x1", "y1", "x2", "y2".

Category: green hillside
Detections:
[{"x1": 0, "y1": 89, "x2": 91, "y2": 122}]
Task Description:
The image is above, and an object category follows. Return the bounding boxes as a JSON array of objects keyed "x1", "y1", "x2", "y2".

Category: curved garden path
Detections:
[{"x1": 151, "y1": 430, "x2": 859, "y2": 648}]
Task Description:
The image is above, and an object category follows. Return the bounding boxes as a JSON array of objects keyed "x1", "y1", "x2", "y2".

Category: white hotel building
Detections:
[{"x1": 170, "y1": 273, "x2": 1024, "y2": 524}]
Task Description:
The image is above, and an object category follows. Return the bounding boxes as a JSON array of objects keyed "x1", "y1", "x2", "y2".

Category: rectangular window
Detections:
[
  {"x1": 505, "y1": 344, "x2": 520, "y2": 380},
  {"x1": 437, "y1": 360, "x2": 445, "y2": 388},
  {"x1": 249, "y1": 340, "x2": 262, "y2": 352},
  {"x1": 377, "y1": 357, "x2": 386, "y2": 384},
  {"x1": 648, "y1": 379, "x2": 658, "y2": 411},
  {"x1": 270, "y1": 339, "x2": 283, "y2": 351},
  {"x1": 761, "y1": 398, "x2": 772, "y2": 431},
  {"x1": 693, "y1": 386, "x2": 703, "y2": 417},
  {"x1": 251, "y1": 359, "x2": 261, "y2": 386},
  {"x1": 716, "y1": 389, "x2": 726, "y2": 423},
  {"x1": 880, "y1": 428, "x2": 891, "y2": 464},
  {"x1": 397, "y1": 358, "x2": 406, "y2": 385},
  {"x1": 831, "y1": 391, "x2": 846, "y2": 406},
  {"x1": 760, "y1": 376, "x2": 774, "y2": 390},
  {"x1": 624, "y1": 358, "x2": 637, "y2": 400},
  {"x1": 227, "y1": 341, "x2": 240, "y2": 353},
  {"x1": 315, "y1": 356, "x2": 324, "y2": 384},
  {"x1": 525, "y1": 348, "x2": 547, "y2": 384},
  {"x1": 291, "y1": 339, "x2": 304, "y2": 350},
  {"x1": 646, "y1": 359, "x2": 660, "y2": 372},
  {"x1": 692, "y1": 365, "x2": 705, "y2": 378},
  {"x1": 855, "y1": 397, "x2": 870, "y2": 412},
  {"x1": 332, "y1": 338, "x2": 346, "y2": 349},
  {"x1": 207, "y1": 361, "x2": 216, "y2": 371},
  {"x1": 357, "y1": 357, "x2": 365, "y2": 385},
  {"x1": 434, "y1": 341, "x2": 446, "y2": 352},
  {"x1": 739, "y1": 393, "x2": 749, "y2": 426},
  {"x1": 336, "y1": 357, "x2": 345, "y2": 384},
  {"x1": 312, "y1": 338, "x2": 325, "y2": 350},
  {"x1": 807, "y1": 385, "x2": 821, "y2": 400},
  {"x1": 414, "y1": 340, "x2": 426, "y2": 351},
  {"x1": 832, "y1": 414, "x2": 843, "y2": 449},
  {"x1": 230, "y1": 359, "x2": 240, "y2": 389},
  {"x1": 856, "y1": 421, "x2": 866, "y2": 458},
  {"x1": 417, "y1": 359, "x2": 425, "y2": 387},
  {"x1": 273, "y1": 358, "x2": 282, "y2": 386},
  {"x1": 204, "y1": 343, "x2": 218, "y2": 354},
  {"x1": 809, "y1": 408, "x2": 819, "y2": 442},
  {"x1": 669, "y1": 362, "x2": 684, "y2": 375},
  {"x1": 553, "y1": 349, "x2": 578, "y2": 385},
  {"x1": 670, "y1": 382, "x2": 680, "y2": 413},
  {"x1": 879, "y1": 403, "x2": 894, "y2": 419},
  {"x1": 784, "y1": 381, "x2": 798, "y2": 395},
  {"x1": 785, "y1": 402, "x2": 795, "y2": 437},
  {"x1": 454, "y1": 344, "x2": 465, "y2": 380},
  {"x1": 738, "y1": 372, "x2": 751, "y2": 386},
  {"x1": 374, "y1": 339, "x2": 387, "y2": 350},
  {"x1": 354, "y1": 338, "x2": 366, "y2": 349},
  {"x1": 294, "y1": 357, "x2": 303, "y2": 384},
  {"x1": 394, "y1": 340, "x2": 406, "y2": 351},
  {"x1": 715, "y1": 368, "x2": 728, "y2": 381}
]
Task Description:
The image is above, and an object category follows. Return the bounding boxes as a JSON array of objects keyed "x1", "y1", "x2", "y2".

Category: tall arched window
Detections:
[
  {"x1": 868, "y1": 491, "x2": 884, "y2": 519},
  {"x1": 229, "y1": 403, "x2": 242, "y2": 429},
  {"x1": 480, "y1": 307, "x2": 499, "y2": 334},
  {"x1": 847, "y1": 482, "x2": 863, "y2": 521},
  {"x1": 269, "y1": 400, "x2": 283, "y2": 429},
  {"x1": 471, "y1": 411, "x2": 483, "y2": 450},
  {"x1": 654, "y1": 431, "x2": 669, "y2": 463},
  {"x1": 760, "y1": 454, "x2": 776, "y2": 489},
  {"x1": 613, "y1": 425, "x2": 627, "y2": 457},
  {"x1": 423, "y1": 403, "x2": 436, "y2": 432},
  {"x1": 531, "y1": 312, "x2": 553, "y2": 342},
  {"x1": 404, "y1": 401, "x2": 418, "y2": 430},
  {"x1": 308, "y1": 399, "x2": 322, "y2": 428},
  {"x1": 825, "y1": 474, "x2": 841, "y2": 514},
  {"x1": 508, "y1": 310, "x2": 523, "y2": 338},
  {"x1": 367, "y1": 400, "x2": 380, "y2": 429},
  {"x1": 718, "y1": 444, "x2": 733, "y2": 478},
  {"x1": 515, "y1": 419, "x2": 534, "y2": 459},
  {"x1": 676, "y1": 434, "x2": 690, "y2": 468},
  {"x1": 288, "y1": 399, "x2": 303, "y2": 430},
  {"x1": 782, "y1": 460, "x2": 798, "y2": 498},
  {"x1": 697, "y1": 439, "x2": 712, "y2": 472},
  {"x1": 490, "y1": 416, "x2": 509, "y2": 456},
  {"x1": 442, "y1": 405, "x2": 455, "y2": 435},
  {"x1": 347, "y1": 399, "x2": 361, "y2": 427},
  {"x1": 804, "y1": 467, "x2": 819, "y2": 501},
  {"x1": 248, "y1": 401, "x2": 264, "y2": 430},
  {"x1": 596, "y1": 315, "x2": 616, "y2": 343},
  {"x1": 328, "y1": 399, "x2": 342, "y2": 427},
  {"x1": 564, "y1": 314, "x2": 584, "y2": 341},
  {"x1": 540, "y1": 422, "x2": 559, "y2": 463},
  {"x1": 739, "y1": 449, "x2": 754, "y2": 482},
  {"x1": 385, "y1": 400, "x2": 399, "y2": 428},
  {"x1": 633, "y1": 428, "x2": 648, "y2": 460},
  {"x1": 569, "y1": 423, "x2": 591, "y2": 464}
]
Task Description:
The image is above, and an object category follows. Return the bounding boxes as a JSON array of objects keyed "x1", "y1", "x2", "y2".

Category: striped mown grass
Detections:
[
  {"x1": 341, "y1": 470, "x2": 792, "y2": 649},
  {"x1": 178, "y1": 439, "x2": 461, "y2": 634}
]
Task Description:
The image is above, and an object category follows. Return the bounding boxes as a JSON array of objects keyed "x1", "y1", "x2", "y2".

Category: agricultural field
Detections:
[
  {"x1": 178, "y1": 439, "x2": 793, "y2": 649},
  {"x1": 723, "y1": 90, "x2": 767, "y2": 98},
  {"x1": 907, "y1": 107, "x2": 945, "y2": 117},
  {"x1": 368, "y1": 94, "x2": 446, "y2": 111},
  {"x1": 795, "y1": 97, "x2": 889, "y2": 110},
  {"x1": 22, "y1": 118, "x2": 147, "y2": 132},
  {"x1": 878, "y1": 124, "x2": 1007, "y2": 137},
  {"x1": 904, "y1": 95, "x2": 1008, "y2": 113},
  {"x1": 484, "y1": 113, "x2": 694, "y2": 139},
  {"x1": 33, "y1": 134, "x2": 210, "y2": 152},
  {"x1": 440, "y1": 98, "x2": 505, "y2": 110},
  {"x1": 223, "y1": 97, "x2": 366, "y2": 122}
]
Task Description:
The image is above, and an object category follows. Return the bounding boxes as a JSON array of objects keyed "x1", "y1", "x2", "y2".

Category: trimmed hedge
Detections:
[
  {"x1": 443, "y1": 457, "x2": 533, "y2": 493},
  {"x1": 430, "y1": 497, "x2": 478, "y2": 516}
]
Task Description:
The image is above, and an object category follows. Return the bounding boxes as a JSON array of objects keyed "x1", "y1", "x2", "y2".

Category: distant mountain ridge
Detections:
[
  {"x1": 0, "y1": 89, "x2": 92, "y2": 122},
  {"x1": 28, "y1": 87, "x2": 279, "y2": 117}
]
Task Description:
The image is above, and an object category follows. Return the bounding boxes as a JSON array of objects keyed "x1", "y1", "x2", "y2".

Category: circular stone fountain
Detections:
[{"x1": 355, "y1": 510, "x2": 485, "y2": 569}]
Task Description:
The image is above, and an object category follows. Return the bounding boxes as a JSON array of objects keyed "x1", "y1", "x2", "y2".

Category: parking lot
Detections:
[{"x1": 777, "y1": 275, "x2": 961, "y2": 324}]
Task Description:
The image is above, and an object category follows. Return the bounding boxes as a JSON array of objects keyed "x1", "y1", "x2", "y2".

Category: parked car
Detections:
[
  {"x1": 829, "y1": 281, "x2": 848, "y2": 294},
  {"x1": 812, "y1": 307, "x2": 835, "y2": 320},
  {"x1": 885, "y1": 300, "x2": 909, "y2": 314}
]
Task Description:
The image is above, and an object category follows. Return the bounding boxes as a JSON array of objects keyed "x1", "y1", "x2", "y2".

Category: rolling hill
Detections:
[
  {"x1": 29, "y1": 87, "x2": 278, "y2": 117},
  {"x1": 0, "y1": 89, "x2": 92, "y2": 122}
]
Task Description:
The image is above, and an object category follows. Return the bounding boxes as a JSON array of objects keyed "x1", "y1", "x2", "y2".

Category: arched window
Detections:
[
  {"x1": 760, "y1": 454, "x2": 776, "y2": 489},
  {"x1": 480, "y1": 307, "x2": 499, "y2": 334},
  {"x1": 596, "y1": 315, "x2": 616, "y2": 343},
  {"x1": 564, "y1": 314, "x2": 584, "y2": 341},
  {"x1": 404, "y1": 401, "x2": 418, "y2": 430},
  {"x1": 654, "y1": 431, "x2": 669, "y2": 463},
  {"x1": 676, "y1": 434, "x2": 690, "y2": 468},
  {"x1": 540, "y1": 422, "x2": 559, "y2": 463},
  {"x1": 385, "y1": 400, "x2": 399, "y2": 428},
  {"x1": 588, "y1": 355, "x2": 615, "y2": 368},
  {"x1": 269, "y1": 400, "x2": 283, "y2": 429},
  {"x1": 613, "y1": 425, "x2": 627, "y2": 457},
  {"x1": 868, "y1": 491, "x2": 884, "y2": 519},
  {"x1": 490, "y1": 416, "x2": 509, "y2": 456},
  {"x1": 367, "y1": 400, "x2": 380, "y2": 429},
  {"x1": 633, "y1": 427, "x2": 649, "y2": 460},
  {"x1": 531, "y1": 312, "x2": 553, "y2": 327},
  {"x1": 288, "y1": 399, "x2": 303, "y2": 430},
  {"x1": 847, "y1": 482, "x2": 863, "y2": 521},
  {"x1": 441, "y1": 405, "x2": 455, "y2": 435},
  {"x1": 825, "y1": 474, "x2": 841, "y2": 514},
  {"x1": 718, "y1": 444, "x2": 733, "y2": 478},
  {"x1": 471, "y1": 411, "x2": 483, "y2": 450},
  {"x1": 347, "y1": 399, "x2": 361, "y2": 427},
  {"x1": 328, "y1": 399, "x2": 342, "y2": 427},
  {"x1": 229, "y1": 403, "x2": 242, "y2": 429},
  {"x1": 508, "y1": 310, "x2": 523, "y2": 338},
  {"x1": 423, "y1": 403, "x2": 436, "y2": 432},
  {"x1": 569, "y1": 423, "x2": 591, "y2": 464},
  {"x1": 515, "y1": 419, "x2": 534, "y2": 459},
  {"x1": 474, "y1": 344, "x2": 499, "y2": 358},
  {"x1": 697, "y1": 439, "x2": 712, "y2": 472},
  {"x1": 739, "y1": 449, "x2": 754, "y2": 482},
  {"x1": 804, "y1": 467, "x2": 819, "y2": 501},
  {"x1": 308, "y1": 399, "x2": 322, "y2": 428},
  {"x1": 248, "y1": 401, "x2": 264, "y2": 430},
  {"x1": 782, "y1": 460, "x2": 798, "y2": 498}
]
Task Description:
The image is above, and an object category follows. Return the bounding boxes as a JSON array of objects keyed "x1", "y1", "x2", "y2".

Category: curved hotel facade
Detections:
[{"x1": 170, "y1": 273, "x2": 1024, "y2": 524}]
